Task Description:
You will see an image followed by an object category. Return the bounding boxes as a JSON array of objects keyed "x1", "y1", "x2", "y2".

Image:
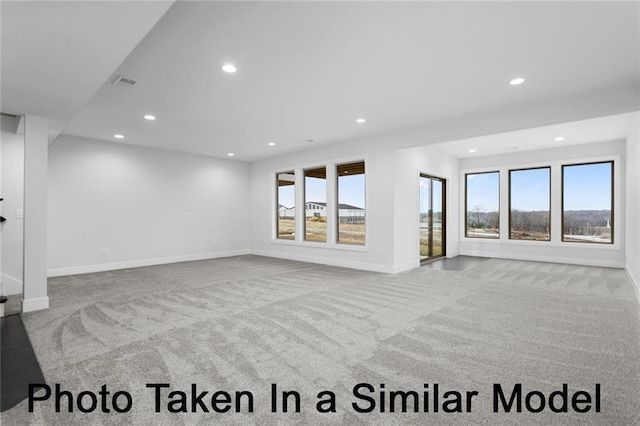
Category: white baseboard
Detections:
[
  {"x1": 249, "y1": 252, "x2": 476, "y2": 274},
  {"x1": 390, "y1": 261, "x2": 420, "y2": 274},
  {"x1": 626, "y1": 267, "x2": 640, "y2": 305},
  {"x1": 459, "y1": 249, "x2": 625, "y2": 269},
  {"x1": 22, "y1": 296, "x2": 49, "y2": 313},
  {"x1": 47, "y1": 249, "x2": 250, "y2": 277},
  {"x1": 250, "y1": 249, "x2": 402, "y2": 274},
  {"x1": 0, "y1": 273, "x2": 23, "y2": 295}
]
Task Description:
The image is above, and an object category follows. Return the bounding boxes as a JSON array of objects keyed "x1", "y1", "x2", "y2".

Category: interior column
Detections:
[{"x1": 22, "y1": 115, "x2": 49, "y2": 313}]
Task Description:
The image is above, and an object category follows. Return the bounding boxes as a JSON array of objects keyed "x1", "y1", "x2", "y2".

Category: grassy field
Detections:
[
  {"x1": 419, "y1": 229, "x2": 443, "y2": 257},
  {"x1": 305, "y1": 219, "x2": 327, "y2": 242},
  {"x1": 466, "y1": 227, "x2": 499, "y2": 238},
  {"x1": 277, "y1": 218, "x2": 365, "y2": 245},
  {"x1": 338, "y1": 222, "x2": 365, "y2": 245},
  {"x1": 277, "y1": 218, "x2": 295, "y2": 239},
  {"x1": 509, "y1": 230, "x2": 550, "y2": 241}
]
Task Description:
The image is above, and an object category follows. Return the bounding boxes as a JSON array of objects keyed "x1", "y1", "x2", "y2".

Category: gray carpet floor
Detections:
[{"x1": 1, "y1": 255, "x2": 639, "y2": 425}]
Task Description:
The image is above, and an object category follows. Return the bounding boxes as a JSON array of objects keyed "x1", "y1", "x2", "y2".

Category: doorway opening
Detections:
[{"x1": 419, "y1": 174, "x2": 446, "y2": 263}]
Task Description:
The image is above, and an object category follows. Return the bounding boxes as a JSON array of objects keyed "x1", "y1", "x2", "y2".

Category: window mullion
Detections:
[
  {"x1": 326, "y1": 163, "x2": 337, "y2": 244},
  {"x1": 294, "y1": 168, "x2": 305, "y2": 242}
]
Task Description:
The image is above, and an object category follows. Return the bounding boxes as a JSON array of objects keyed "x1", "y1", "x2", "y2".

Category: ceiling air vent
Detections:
[{"x1": 112, "y1": 75, "x2": 136, "y2": 87}]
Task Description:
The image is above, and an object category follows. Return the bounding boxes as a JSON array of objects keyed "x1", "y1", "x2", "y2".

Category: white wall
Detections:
[
  {"x1": 47, "y1": 136, "x2": 251, "y2": 276},
  {"x1": 393, "y1": 145, "x2": 460, "y2": 270},
  {"x1": 250, "y1": 127, "x2": 634, "y2": 273},
  {"x1": 250, "y1": 136, "x2": 398, "y2": 273},
  {"x1": 459, "y1": 140, "x2": 626, "y2": 268},
  {"x1": 0, "y1": 127, "x2": 24, "y2": 295},
  {"x1": 625, "y1": 114, "x2": 640, "y2": 295},
  {"x1": 251, "y1": 133, "x2": 462, "y2": 274},
  {"x1": 44, "y1": 105, "x2": 640, "y2": 279},
  {"x1": 42, "y1": 85, "x2": 638, "y2": 278}
]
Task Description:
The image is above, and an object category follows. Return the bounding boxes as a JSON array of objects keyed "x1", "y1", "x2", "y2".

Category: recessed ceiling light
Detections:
[
  {"x1": 356, "y1": 118, "x2": 366, "y2": 124},
  {"x1": 114, "y1": 134, "x2": 124, "y2": 139},
  {"x1": 227, "y1": 152, "x2": 235, "y2": 157},
  {"x1": 268, "y1": 142, "x2": 276, "y2": 146},
  {"x1": 469, "y1": 149, "x2": 477, "y2": 153},
  {"x1": 222, "y1": 64, "x2": 237, "y2": 73},
  {"x1": 509, "y1": 77, "x2": 525, "y2": 85},
  {"x1": 144, "y1": 114, "x2": 156, "y2": 121},
  {"x1": 555, "y1": 136, "x2": 565, "y2": 141}
]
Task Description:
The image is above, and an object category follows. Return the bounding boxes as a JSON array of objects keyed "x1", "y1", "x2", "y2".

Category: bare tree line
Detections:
[{"x1": 467, "y1": 207, "x2": 611, "y2": 235}]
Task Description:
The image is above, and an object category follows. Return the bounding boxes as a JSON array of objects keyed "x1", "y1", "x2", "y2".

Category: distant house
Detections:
[
  {"x1": 305, "y1": 201, "x2": 365, "y2": 224},
  {"x1": 278, "y1": 204, "x2": 295, "y2": 218},
  {"x1": 305, "y1": 202, "x2": 328, "y2": 218}
]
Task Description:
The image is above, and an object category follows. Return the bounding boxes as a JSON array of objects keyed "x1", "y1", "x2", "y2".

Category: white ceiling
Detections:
[
  {"x1": 433, "y1": 112, "x2": 638, "y2": 158},
  {"x1": 3, "y1": 2, "x2": 639, "y2": 159},
  {"x1": 0, "y1": 1, "x2": 174, "y2": 138}
]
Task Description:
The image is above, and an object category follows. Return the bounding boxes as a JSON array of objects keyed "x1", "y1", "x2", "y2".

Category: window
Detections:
[
  {"x1": 420, "y1": 174, "x2": 446, "y2": 260},
  {"x1": 304, "y1": 167, "x2": 327, "y2": 242},
  {"x1": 509, "y1": 167, "x2": 550, "y2": 241},
  {"x1": 465, "y1": 171, "x2": 500, "y2": 238},
  {"x1": 337, "y1": 161, "x2": 365, "y2": 245},
  {"x1": 562, "y1": 161, "x2": 613, "y2": 244},
  {"x1": 276, "y1": 171, "x2": 295, "y2": 240}
]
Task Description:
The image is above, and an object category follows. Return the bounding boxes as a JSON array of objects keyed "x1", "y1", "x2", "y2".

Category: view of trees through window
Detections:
[
  {"x1": 282, "y1": 160, "x2": 613, "y2": 247},
  {"x1": 562, "y1": 161, "x2": 613, "y2": 244},
  {"x1": 465, "y1": 172, "x2": 499, "y2": 238},
  {"x1": 509, "y1": 167, "x2": 550, "y2": 241},
  {"x1": 304, "y1": 167, "x2": 327, "y2": 242},
  {"x1": 337, "y1": 162, "x2": 366, "y2": 245},
  {"x1": 276, "y1": 171, "x2": 295, "y2": 240}
]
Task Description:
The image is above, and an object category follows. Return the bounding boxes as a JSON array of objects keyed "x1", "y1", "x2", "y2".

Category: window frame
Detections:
[
  {"x1": 420, "y1": 173, "x2": 447, "y2": 261},
  {"x1": 303, "y1": 166, "x2": 327, "y2": 243},
  {"x1": 464, "y1": 170, "x2": 500, "y2": 239},
  {"x1": 508, "y1": 166, "x2": 551, "y2": 242},
  {"x1": 275, "y1": 170, "x2": 296, "y2": 240},
  {"x1": 561, "y1": 160, "x2": 614, "y2": 245},
  {"x1": 336, "y1": 161, "x2": 366, "y2": 246}
]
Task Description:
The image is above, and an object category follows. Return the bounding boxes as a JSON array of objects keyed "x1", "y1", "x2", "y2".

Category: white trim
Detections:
[
  {"x1": 0, "y1": 273, "x2": 22, "y2": 295},
  {"x1": 460, "y1": 236, "x2": 621, "y2": 250},
  {"x1": 22, "y1": 296, "x2": 49, "y2": 313},
  {"x1": 459, "y1": 248, "x2": 624, "y2": 269},
  {"x1": 391, "y1": 260, "x2": 420, "y2": 274},
  {"x1": 627, "y1": 266, "x2": 640, "y2": 305},
  {"x1": 250, "y1": 249, "x2": 398, "y2": 274},
  {"x1": 272, "y1": 155, "x2": 369, "y2": 246},
  {"x1": 460, "y1": 153, "x2": 623, "y2": 259},
  {"x1": 47, "y1": 249, "x2": 250, "y2": 277},
  {"x1": 271, "y1": 238, "x2": 368, "y2": 252}
]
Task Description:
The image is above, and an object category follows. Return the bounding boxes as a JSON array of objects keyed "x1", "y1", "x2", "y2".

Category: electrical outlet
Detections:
[
  {"x1": 16, "y1": 209, "x2": 24, "y2": 219},
  {"x1": 101, "y1": 248, "x2": 108, "y2": 256}
]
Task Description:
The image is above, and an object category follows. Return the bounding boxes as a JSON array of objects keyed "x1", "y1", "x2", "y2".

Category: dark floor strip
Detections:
[
  {"x1": 421, "y1": 255, "x2": 489, "y2": 271},
  {"x1": 1, "y1": 315, "x2": 46, "y2": 412}
]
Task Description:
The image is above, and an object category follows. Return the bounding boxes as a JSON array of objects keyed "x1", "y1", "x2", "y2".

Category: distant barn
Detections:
[
  {"x1": 278, "y1": 204, "x2": 295, "y2": 218},
  {"x1": 279, "y1": 202, "x2": 365, "y2": 223},
  {"x1": 306, "y1": 201, "x2": 365, "y2": 224}
]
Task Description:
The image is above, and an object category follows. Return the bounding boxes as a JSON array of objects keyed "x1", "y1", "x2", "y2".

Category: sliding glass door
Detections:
[{"x1": 419, "y1": 174, "x2": 446, "y2": 262}]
